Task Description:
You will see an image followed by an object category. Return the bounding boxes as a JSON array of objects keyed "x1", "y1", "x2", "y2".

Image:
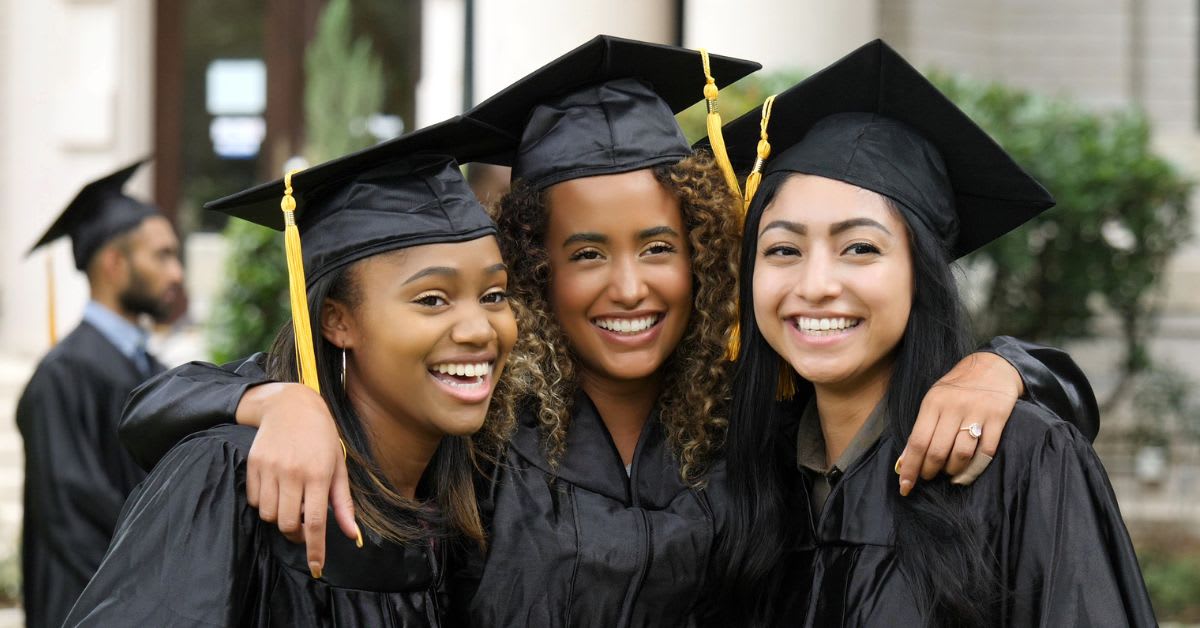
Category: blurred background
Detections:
[{"x1": 1, "y1": 0, "x2": 1198, "y2": 623}]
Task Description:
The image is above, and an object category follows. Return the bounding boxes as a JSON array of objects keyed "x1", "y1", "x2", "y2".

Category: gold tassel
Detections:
[
  {"x1": 699, "y1": 48, "x2": 742, "y2": 199},
  {"x1": 723, "y1": 96, "x2": 778, "y2": 362},
  {"x1": 742, "y1": 95, "x2": 776, "y2": 215},
  {"x1": 777, "y1": 359, "x2": 797, "y2": 400},
  {"x1": 46, "y1": 256, "x2": 57, "y2": 346},
  {"x1": 281, "y1": 170, "x2": 320, "y2": 394}
]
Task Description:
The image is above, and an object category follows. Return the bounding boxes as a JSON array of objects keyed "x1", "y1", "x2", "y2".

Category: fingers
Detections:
[
  {"x1": 944, "y1": 427, "x2": 980, "y2": 476},
  {"x1": 898, "y1": 403, "x2": 938, "y2": 496},
  {"x1": 276, "y1": 480, "x2": 304, "y2": 544},
  {"x1": 257, "y1": 474, "x2": 279, "y2": 525},
  {"x1": 246, "y1": 459, "x2": 261, "y2": 509},
  {"x1": 330, "y1": 458, "x2": 361, "y2": 546},
  {"x1": 951, "y1": 452, "x2": 994, "y2": 486},
  {"x1": 919, "y1": 408, "x2": 965, "y2": 480},
  {"x1": 304, "y1": 479, "x2": 329, "y2": 579}
]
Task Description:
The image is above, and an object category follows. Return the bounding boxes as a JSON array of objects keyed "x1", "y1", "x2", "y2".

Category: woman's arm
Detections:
[{"x1": 897, "y1": 337, "x2": 1099, "y2": 494}]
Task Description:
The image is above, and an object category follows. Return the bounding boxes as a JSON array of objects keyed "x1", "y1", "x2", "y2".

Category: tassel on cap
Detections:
[
  {"x1": 46, "y1": 256, "x2": 57, "y2": 346},
  {"x1": 281, "y1": 169, "x2": 320, "y2": 394},
  {"x1": 700, "y1": 48, "x2": 742, "y2": 199},
  {"x1": 724, "y1": 96, "x2": 777, "y2": 362}
]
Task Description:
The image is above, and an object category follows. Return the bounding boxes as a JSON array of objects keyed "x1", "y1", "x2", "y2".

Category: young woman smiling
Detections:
[
  {"x1": 715, "y1": 41, "x2": 1153, "y2": 626},
  {"x1": 65, "y1": 121, "x2": 518, "y2": 626},
  {"x1": 117, "y1": 38, "x2": 1100, "y2": 626}
]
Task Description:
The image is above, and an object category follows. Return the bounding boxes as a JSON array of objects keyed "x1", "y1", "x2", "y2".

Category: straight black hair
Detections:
[{"x1": 714, "y1": 171, "x2": 995, "y2": 626}]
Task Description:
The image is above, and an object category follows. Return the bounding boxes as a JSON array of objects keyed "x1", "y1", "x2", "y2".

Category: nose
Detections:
[
  {"x1": 450, "y1": 303, "x2": 499, "y2": 348},
  {"x1": 606, "y1": 253, "x2": 649, "y2": 307},
  {"x1": 793, "y1": 249, "x2": 842, "y2": 304}
]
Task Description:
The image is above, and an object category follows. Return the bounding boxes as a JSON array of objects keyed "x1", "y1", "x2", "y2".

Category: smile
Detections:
[
  {"x1": 427, "y1": 361, "x2": 494, "y2": 403},
  {"x1": 791, "y1": 316, "x2": 862, "y2": 336},
  {"x1": 592, "y1": 314, "x2": 662, "y2": 335}
]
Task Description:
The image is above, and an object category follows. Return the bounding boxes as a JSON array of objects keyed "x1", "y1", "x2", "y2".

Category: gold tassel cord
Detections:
[
  {"x1": 46, "y1": 256, "x2": 57, "y2": 346},
  {"x1": 281, "y1": 169, "x2": 320, "y2": 394},
  {"x1": 724, "y1": 96, "x2": 777, "y2": 362},
  {"x1": 742, "y1": 94, "x2": 777, "y2": 216},
  {"x1": 699, "y1": 48, "x2": 742, "y2": 199}
]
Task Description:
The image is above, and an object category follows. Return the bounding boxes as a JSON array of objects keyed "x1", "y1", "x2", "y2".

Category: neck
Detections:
[
  {"x1": 346, "y1": 381, "x2": 441, "y2": 499},
  {"x1": 812, "y1": 357, "x2": 894, "y2": 465},
  {"x1": 89, "y1": 288, "x2": 140, "y2": 326},
  {"x1": 579, "y1": 366, "x2": 663, "y2": 465}
]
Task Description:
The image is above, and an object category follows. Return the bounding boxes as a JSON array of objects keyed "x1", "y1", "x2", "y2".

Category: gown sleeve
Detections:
[
  {"x1": 16, "y1": 358, "x2": 130, "y2": 602},
  {"x1": 119, "y1": 353, "x2": 271, "y2": 470},
  {"x1": 64, "y1": 426, "x2": 259, "y2": 627},
  {"x1": 980, "y1": 336, "x2": 1100, "y2": 441},
  {"x1": 996, "y1": 403, "x2": 1156, "y2": 627}
]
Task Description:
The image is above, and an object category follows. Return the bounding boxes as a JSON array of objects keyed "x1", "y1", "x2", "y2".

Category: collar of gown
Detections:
[{"x1": 509, "y1": 391, "x2": 689, "y2": 505}]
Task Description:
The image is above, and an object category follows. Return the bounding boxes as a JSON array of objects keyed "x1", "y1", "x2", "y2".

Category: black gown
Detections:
[
  {"x1": 116, "y1": 337, "x2": 1099, "y2": 626},
  {"x1": 15, "y1": 321, "x2": 163, "y2": 628},
  {"x1": 776, "y1": 400, "x2": 1155, "y2": 626},
  {"x1": 64, "y1": 424, "x2": 448, "y2": 626}
]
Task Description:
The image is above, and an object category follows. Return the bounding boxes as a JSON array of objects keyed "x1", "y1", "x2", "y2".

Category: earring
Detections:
[{"x1": 341, "y1": 348, "x2": 347, "y2": 390}]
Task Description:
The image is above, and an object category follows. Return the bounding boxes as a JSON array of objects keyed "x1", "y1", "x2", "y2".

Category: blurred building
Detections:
[{"x1": 0, "y1": 0, "x2": 1196, "y2": 567}]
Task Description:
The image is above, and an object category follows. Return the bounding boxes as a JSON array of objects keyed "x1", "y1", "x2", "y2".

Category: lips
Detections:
[{"x1": 792, "y1": 316, "x2": 862, "y2": 335}]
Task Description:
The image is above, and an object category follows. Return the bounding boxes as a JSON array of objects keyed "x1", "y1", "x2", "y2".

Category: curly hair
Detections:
[{"x1": 491, "y1": 151, "x2": 740, "y2": 482}]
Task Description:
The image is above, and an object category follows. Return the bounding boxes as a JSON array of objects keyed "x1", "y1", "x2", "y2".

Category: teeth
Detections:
[
  {"x1": 594, "y1": 315, "x2": 658, "y2": 334},
  {"x1": 795, "y1": 317, "x2": 860, "y2": 332},
  {"x1": 431, "y1": 362, "x2": 492, "y2": 378}
]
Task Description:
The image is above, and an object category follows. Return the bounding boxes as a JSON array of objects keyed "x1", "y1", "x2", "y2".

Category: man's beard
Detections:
[{"x1": 119, "y1": 266, "x2": 174, "y2": 323}]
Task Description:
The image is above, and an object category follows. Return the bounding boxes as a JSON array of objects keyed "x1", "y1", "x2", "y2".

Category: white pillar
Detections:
[
  {"x1": 0, "y1": 0, "x2": 155, "y2": 358},
  {"x1": 683, "y1": 0, "x2": 878, "y2": 73}
]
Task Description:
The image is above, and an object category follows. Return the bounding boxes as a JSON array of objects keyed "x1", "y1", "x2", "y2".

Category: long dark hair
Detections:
[
  {"x1": 716, "y1": 172, "x2": 994, "y2": 626},
  {"x1": 266, "y1": 260, "x2": 486, "y2": 547}
]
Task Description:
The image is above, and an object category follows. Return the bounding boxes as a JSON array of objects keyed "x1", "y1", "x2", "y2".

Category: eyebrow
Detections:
[
  {"x1": 637, "y1": 226, "x2": 679, "y2": 240},
  {"x1": 830, "y1": 217, "x2": 893, "y2": 236},
  {"x1": 485, "y1": 263, "x2": 508, "y2": 274},
  {"x1": 563, "y1": 232, "x2": 607, "y2": 247},
  {"x1": 403, "y1": 266, "x2": 457, "y2": 285},
  {"x1": 759, "y1": 218, "x2": 893, "y2": 237}
]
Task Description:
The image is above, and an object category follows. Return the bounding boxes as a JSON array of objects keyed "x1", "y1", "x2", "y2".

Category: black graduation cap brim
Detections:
[
  {"x1": 707, "y1": 40, "x2": 1055, "y2": 258},
  {"x1": 28, "y1": 157, "x2": 159, "y2": 270},
  {"x1": 466, "y1": 34, "x2": 762, "y2": 166},
  {"x1": 204, "y1": 115, "x2": 509, "y2": 230}
]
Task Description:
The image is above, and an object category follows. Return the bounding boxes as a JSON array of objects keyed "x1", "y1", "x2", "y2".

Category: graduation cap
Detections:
[
  {"x1": 29, "y1": 158, "x2": 159, "y2": 271},
  {"x1": 466, "y1": 35, "x2": 761, "y2": 190},
  {"x1": 204, "y1": 115, "x2": 507, "y2": 393},
  {"x1": 713, "y1": 39, "x2": 1055, "y2": 258}
]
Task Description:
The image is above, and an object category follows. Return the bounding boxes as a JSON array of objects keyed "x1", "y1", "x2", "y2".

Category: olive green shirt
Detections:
[{"x1": 796, "y1": 400, "x2": 889, "y2": 516}]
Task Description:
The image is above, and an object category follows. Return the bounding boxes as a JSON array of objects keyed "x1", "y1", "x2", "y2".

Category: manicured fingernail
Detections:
[
  {"x1": 355, "y1": 524, "x2": 364, "y2": 549},
  {"x1": 894, "y1": 457, "x2": 903, "y2": 474},
  {"x1": 899, "y1": 479, "x2": 913, "y2": 497},
  {"x1": 309, "y1": 561, "x2": 322, "y2": 579}
]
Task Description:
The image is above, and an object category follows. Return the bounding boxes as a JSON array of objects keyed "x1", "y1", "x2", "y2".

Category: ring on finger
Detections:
[{"x1": 958, "y1": 422, "x2": 983, "y2": 439}]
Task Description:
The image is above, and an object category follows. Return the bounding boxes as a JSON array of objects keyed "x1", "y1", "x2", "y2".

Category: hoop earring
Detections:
[{"x1": 341, "y1": 348, "x2": 347, "y2": 390}]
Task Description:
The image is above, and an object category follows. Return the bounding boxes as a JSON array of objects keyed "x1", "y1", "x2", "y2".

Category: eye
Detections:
[
  {"x1": 414, "y1": 293, "x2": 449, "y2": 308},
  {"x1": 844, "y1": 242, "x2": 881, "y2": 256},
  {"x1": 480, "y1": 290, "x2": 508, "y2": 305},
  {"x1": 642, "y1": 241, "x2": 676, "y2": 256},
  {"x1": 569, "y1": 248, "x2": 604, "y2": 262},
  {"x1": 764, "y1": 244, "x2": 801, "y2": 258}
]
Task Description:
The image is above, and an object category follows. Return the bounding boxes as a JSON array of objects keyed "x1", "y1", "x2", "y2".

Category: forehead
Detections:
[
  {"x1": 363, "y1": 236, "x2": 503, "y2": 273},
  {"x1": 763, "y1": 174, "x2": 901, "y2": 230},
  {"x1": 130, "y1": 215, "x2": 178, "y2": 247},
  {"x1": 544, "y1": 169, "x2": 683, "y2": 234}
]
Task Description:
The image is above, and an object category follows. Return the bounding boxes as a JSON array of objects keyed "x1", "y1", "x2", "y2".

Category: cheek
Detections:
[
  {"x1": 867, "y1": 262, "x2": 914, "y2": 344},
  {"x1": 751, "y1": 267, "x2": 790, "y2": 338}
]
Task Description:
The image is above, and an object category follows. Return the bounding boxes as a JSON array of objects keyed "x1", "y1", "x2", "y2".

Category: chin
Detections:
[{"x1": 434, "y1": 410, "x2": 490, "y2": 437}]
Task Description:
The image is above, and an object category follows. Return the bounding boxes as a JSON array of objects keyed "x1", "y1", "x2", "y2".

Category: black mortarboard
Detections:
[
  {"x1": 714, "y1": 39, "x2": 1055, "y2": 258},
  {"x1": 205, "y1": 115, "x2": 507, "y2": 286},
  {"x1": 29, "y1": 159, "x2": 160, "y2": 270},
  {"x1": 466, "y1": 35, "x2": 761, "y2": 190}
]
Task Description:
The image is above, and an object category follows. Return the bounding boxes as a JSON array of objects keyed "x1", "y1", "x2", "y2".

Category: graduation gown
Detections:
[
  {"x1": 778, "y1": 400, "x2": 1155, "y2": 627},
  {"x1": 15, "y1": 321, "x2": 163, "y2": 628},
  {"x1": 116, "y1": 337, "x2": 1100, "y2": 626},
  {"x1": 65, "y1": 424, "x2": 448, "y2": 626}
]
